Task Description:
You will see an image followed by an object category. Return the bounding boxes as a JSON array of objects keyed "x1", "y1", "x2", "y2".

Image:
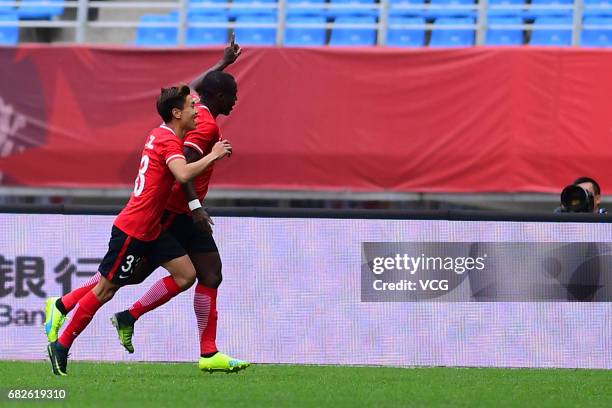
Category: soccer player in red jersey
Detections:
[
  {"x1": 45, "y1": 86, "x2": 233, "y2": 376},
  {"x1": 44, "y1": 40, "x2": 248, "y2": 373},
  {"x1": 110, "y1": 70, "x2": 246, "y2": 373}
]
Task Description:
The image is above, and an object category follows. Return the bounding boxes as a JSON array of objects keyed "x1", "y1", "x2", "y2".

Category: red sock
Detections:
[
  {"x1": 194, "y1": 284, "x2": 218, "y2": 355},
  {"x1": 58, "y1": 290, "x2": 103, "y2": 349},
  {"x1": 128, "y1": 276, "x2": 181, "y2": 320},
  {"x1": 60, "y1": 272, "x2": 101, "y2": 312}
]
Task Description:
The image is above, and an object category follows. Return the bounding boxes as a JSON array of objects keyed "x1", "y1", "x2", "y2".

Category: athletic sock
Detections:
[
  {"x1": 58, "y1": 290, "x2": 103, "y2": 349},
  {"x1": 194, "y1": 284, "x2": 218, "y2": 355},
  {"x1": 128, "y1": 276, "x2": 181, "y2": 320}
]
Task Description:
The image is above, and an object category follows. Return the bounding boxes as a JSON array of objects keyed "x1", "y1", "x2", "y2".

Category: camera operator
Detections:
[{"x1": 555, "y1": 177, "x2": 607, "y2": 214}]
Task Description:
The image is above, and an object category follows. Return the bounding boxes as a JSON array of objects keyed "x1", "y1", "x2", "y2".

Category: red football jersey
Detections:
[
  {"x1": 115, "y1": 124, "x2": 186, "y2": 241},
  {"x1": 165, "y1": 104, "x2": 221, "y2": 214}
]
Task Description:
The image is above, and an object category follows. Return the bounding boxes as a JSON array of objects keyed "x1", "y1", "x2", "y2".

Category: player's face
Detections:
[
  {"x1": 220, "y1": 85, "x2": 238, "y2": 116},
  {"x1": 181, "y1": 95, "x2": 198, "y2": 131}
]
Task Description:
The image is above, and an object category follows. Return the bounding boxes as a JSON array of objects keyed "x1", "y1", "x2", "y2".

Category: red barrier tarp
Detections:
[{"x1": 1, "y1": 46, "x2": 612, "y2": 193}]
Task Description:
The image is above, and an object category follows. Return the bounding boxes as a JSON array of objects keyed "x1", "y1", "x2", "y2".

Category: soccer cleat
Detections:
[
  {"x1": 110, "y1": 313, "x2": 135, "y2": 353},
  {"x1": 47, "y1": 341, "x2": 69, "y2": 376},
  {"x1": 44, "y1": 297, "x2": 67, "y2": 343},
  {"x1": 198, "y1": 352, "x2": 250, "y2": 373}
]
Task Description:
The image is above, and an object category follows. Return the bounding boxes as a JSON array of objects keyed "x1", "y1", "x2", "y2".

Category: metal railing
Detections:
[{"x1": 0, "y1": 0, "x2": 611, "y2": 46}]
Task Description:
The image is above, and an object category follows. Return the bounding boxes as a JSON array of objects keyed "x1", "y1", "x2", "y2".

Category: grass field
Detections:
[{"x1": 0, "y1": 361, "x2": 610, "y2": 407}]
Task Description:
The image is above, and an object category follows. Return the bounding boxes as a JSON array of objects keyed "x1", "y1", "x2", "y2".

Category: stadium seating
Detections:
[
  {"x1": 188, "y1": 0, "x2": 228, "y2": 15},
  {"x1": 6, "y1": 0, "x2": 612, "y2": 47},
  {"x1": 17, "y1": 0, "x2": 64, "y2": 20},
  {"x1": 0, "y1": 12, "x2": 18, "y2": 45},
  {"x1": 429, "y1": 17, "x2": 475, "y2": 46},
  {"x1": 0, "y1": 3, "x2": 14, "y2": 13},
  {"x1": 327, "y1": 0, "x2": 379, "y2": 18},
  {"x1": 583, "y1": 0, "x2": 612, "y2": 17},
  {"x1": 329, "y1": 15, "x2": 377, "y2": 45},
  {"x1": 488, "y1": 0, "x2": 526, "y2": 17},
  {"x1": 286, "y1": 0, "x2": 327, "y2": 16},
  {"x1": 581, "y1": 15, "x2": 612, "y2": 46},
  {"x1": 526, "y1": 0, "x2": 573, "y2": 18},
  {"x1": 486, "y1": 16, "x2": 524, "y2": 45},
  {"x1": 530, "y1": 16, "x2": 572, "y2": 45},
  {"x1": 186, "y1": 13, "x2": 228, "y2": 45},
  {"x1": 388, "y1": 0, "x2": 426, "y2": 17},
  {"x1": 427, "y1": 0, "x2": 476, "y2": 18},
  {"x1": 284, "y1": 14, "x2": 327, "y2": 46},
  {"x1": 235, "y1": 14, "x2": 277, "y2": 45},
  {"x1": 135, "y1": 13, "x2": 179, "y2": 46},
  {"x1": 230, "y1": 0, "x2": 278, "y2": 17},
  {"x1": 386, "y1": 16, "x2": 426, "y2": 46}
]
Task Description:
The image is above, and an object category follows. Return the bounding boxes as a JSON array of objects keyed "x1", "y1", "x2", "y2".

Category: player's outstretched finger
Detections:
[{"x1": 230, "y1": 31, "x2": 236, "y2": 46}]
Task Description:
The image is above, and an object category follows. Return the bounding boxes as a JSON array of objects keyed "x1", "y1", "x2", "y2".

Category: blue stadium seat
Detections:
[
  {"x1": 584, "y1": 0, "x2": 612, "y2": 17},
  {"x1": 0, "y1": 13, "x2": 18, "y2": 45},
  {"x1": 287, "y1": 0, "x2": 327, "y2": 16},
  {"x1": 530, "y1": 16, "x2": 572, "y2": 45},
  {"x1": 135, "y1": 14, "x2": 179, "y2": 47},
  {"x1": 581, "y1": 16, "x2": 612, "y2": 46},
  {"x1": 186, "y1": 13, "x2": 228, "y2": 45},
  {"x1": 284, "y1": 14, "x2": 327, "y2": 46},
  {"x1": 389, "y1": 0, "x2": 426, "y2": 17},
  {"x1": 235, "y1": 14, "x2": 277, "y2": 45},
  {"x1": 525, "y1": 0, "x2": 573, "y2": 18},
  {"x1": 429, "y1": 17, "x2": 475, "y2": 46},
  {"x1": 486, "y1": 16, "x2": 524, "y2": 45},
  {"x1": 327, "y1": 0, "x2": 379, "y2": 18},
  {"x1": 0, "y1": 3, "x2": 15, "y2": 13},
  {"x1": 329, "y1": 15, "x2": 377, "y2": 46},
  {"x1": 17, "y1": 0, "x2": 64, "y2": 20},
  {"x1": 488, "y1": 0, "x2": 526, "y2": 17},
  {"x1": 386, "y1": 16, "x2": 425, "y2": 46},
  {"x1": 427, "y1": 0, "x2": 476, "y2": 18},
  {"x1": 188, "y1": 0, "x2": 228, "y2": 15},
  {"x1": 231, "y1": 0, "x2": 277, "y2": 17}
]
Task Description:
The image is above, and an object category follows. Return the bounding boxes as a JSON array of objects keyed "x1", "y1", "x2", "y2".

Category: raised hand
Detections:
[{"x1": 223, "y1": 32, "x2": 242, "y2": 65}]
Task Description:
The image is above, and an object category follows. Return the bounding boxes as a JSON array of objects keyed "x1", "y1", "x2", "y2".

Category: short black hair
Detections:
[
  {"x1": 157, "y1": 85, "x2": 191, "y2": 123},
  {"x1": 574, "y1": 176, "x2": 601, "y2": 195},
  {"x1": 195, "y1": 71, "x2": 236, "y2": 98}
]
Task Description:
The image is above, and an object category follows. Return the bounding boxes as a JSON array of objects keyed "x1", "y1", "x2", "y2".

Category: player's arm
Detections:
[
  {"x1": 168, "y1": 140, "x2": 232, "y2": 184},
  {"x1": 182, "y1": 146, "x2": 214, "y2": 235},
  {"x1": 189, "y1": 32, "x2": 242, "y2": 91}
]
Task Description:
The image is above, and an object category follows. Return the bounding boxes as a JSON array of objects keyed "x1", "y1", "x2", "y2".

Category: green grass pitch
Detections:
[{"x1": 0, "y1": 361, "x2": 610, "y2": 407}]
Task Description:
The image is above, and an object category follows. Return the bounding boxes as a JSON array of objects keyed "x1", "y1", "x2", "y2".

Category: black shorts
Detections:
[
  {"x1": 162, "y1": 211, "x2": 219, "y2": 254},
  {"x1": 98, "y1": 225, "x2": 186, "y2": 285}
]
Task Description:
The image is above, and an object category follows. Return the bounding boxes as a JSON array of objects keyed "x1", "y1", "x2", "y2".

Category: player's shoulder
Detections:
[
  {"x1": 144, "y1": 125, "x2": 181, "y2": 155},
  {"x1": 150, "y1": 125, "x2": 180, "y2": 142},
  {"x1": 195, "y1": 106, "x2": 218, "y2": 129}
]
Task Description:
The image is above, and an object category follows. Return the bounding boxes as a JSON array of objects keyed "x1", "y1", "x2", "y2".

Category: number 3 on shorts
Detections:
[{"x1": 122, "y1": 255, "x2": 135, "y2": 273}]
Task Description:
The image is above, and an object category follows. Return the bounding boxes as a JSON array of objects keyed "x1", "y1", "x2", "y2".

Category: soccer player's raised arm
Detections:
[
  {"x1": 167, "y1": 140, "x2": 232, "y2": 184},
  {"x1": 189, "y1": 32, "x2": 242, "y2": 91}
]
